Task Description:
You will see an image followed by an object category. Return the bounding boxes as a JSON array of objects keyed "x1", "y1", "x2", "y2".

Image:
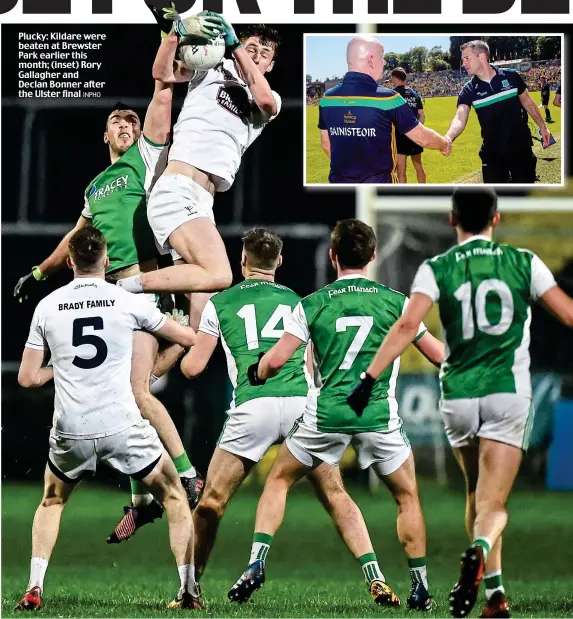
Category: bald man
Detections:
[{"x1": 318, "y1": 37, "x2": 450, "y2": 184}]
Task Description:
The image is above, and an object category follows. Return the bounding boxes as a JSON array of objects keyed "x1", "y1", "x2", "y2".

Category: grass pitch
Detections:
[
  {"x1": 2, "y1": 480, "x2": 573, "y2": 617},
  {"x1": 305, "y1": 91, "x2": 562, "y2": 185}
]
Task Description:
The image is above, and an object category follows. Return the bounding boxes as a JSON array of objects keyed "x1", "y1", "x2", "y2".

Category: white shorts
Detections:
[
  {"x1": 440, "y1": 393, "x2": 535, "y2": 450},
  {"x1": 286, "y1": 420, "x2": 412, "y2": 476},
  {"x1": 147, "y1": 173, "x2": 215, "y2": 258},
  {"x1": 218, "y1": 396, "x2": 306, "y2": 463},
  {"x1": 48, "y1": 419, "x2": 163, "y2": 482}
]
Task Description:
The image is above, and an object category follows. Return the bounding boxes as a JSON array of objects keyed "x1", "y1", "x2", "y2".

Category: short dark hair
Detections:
[
  {"x1": 68, "y1": 226, "x2": 107, "y2": 273},
  {"x1": 391, "y1": 67, "x2": 407, "y2": 81},
  {"x1": 460, "y1": 40, "x2": 490, "y2": 60},
  {"x1": 242, "y1": 228, "x2": 283, "y2": 270},
  {"x1": 452, "y1": 187, "x2": 498, "y2": 234},
  {"x1": 331, "y1": 219, "x2": 376, "y2": 270},
  {"x1": 105, "y1": 103, "x2": 140, "y2": 131},
  {"x1": 238, "y1": 24, "x2": 281, "y2": 58}
]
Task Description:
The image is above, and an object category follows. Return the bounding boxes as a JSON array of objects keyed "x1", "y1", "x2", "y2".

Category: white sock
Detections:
[
  {"x1": 27, "y1": 557, "x2": 49, "y2": 591},
  {"x1": 116, "y1": 275, "x2": 143, "y2": 294},
  {"x1": 249, "y1": 542, "x2": 271, "y2": 565},
  {"x1": 178, "y1": 564, "x2": 190, "y2": 595},
  {"x1": 179, "y1": 466, "x2": 197, "y2": 479},
  {"x1": 132, "y1": 493, "x2": 154, "y2": 507},
  {"x1": 186, "y1": 564, "x2": 196, "y2": 590}
]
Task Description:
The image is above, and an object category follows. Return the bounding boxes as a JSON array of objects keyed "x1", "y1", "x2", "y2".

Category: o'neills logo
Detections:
[{"x1": 344, "y1": 110, "x2": 356, "y2": 124}]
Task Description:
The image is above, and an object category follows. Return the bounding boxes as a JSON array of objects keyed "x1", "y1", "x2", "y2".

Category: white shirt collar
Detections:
[
  {"x1": 336, "y1": 274, "x2": 373, "y2": 282},
  {"x1": 458, "y1": 234, "x2": 492, "y2": 247}
]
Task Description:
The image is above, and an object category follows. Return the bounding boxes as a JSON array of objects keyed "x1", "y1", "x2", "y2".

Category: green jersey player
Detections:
[
  {"x1": 229, "y1": 220, "x2": 444, "y2": 611},
  {"x1": 351, "y1": 188, "x2": 573, "y2": 619},
  {"x1": 180, "y1": 229, "x2": 379, "y2": 584},
  {"x1": 11, "y1": 22, "x2": 224, "y2": 546}
]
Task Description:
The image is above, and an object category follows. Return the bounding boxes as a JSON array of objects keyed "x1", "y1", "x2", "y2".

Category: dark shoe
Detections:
[
  {"x1": 449, "y1": 546, "x2": 485, "y2": 617},
  {"x1": 180, "y1": 472, "x2": 205, "y2": 511},
  {"x1": 370, "y1": 579, "x2": 401, "y2": 607},
  {"x1": 407, "y1": 582, "x2": 432, "y2": 611},
  {"x1": 106, "y1": 501, "x2": 164, "y2": 544},
  {"x1": 14, "y1": 586, "x2": 42, "y2": 611},
  {"x1": 480, "y1": 591, "x2": 510, "y2": 618},
  {"x1": 228, "y1": 560, "x2": 265, "y2": 603},
  {"x1": 167, "y1": 583, "x2": 204, "y2": 610}
]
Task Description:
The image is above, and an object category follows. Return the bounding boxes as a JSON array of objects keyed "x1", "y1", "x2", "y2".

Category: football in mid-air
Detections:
[{"x1": 178, "y1": 30, "x2": 226, "y2": 72}]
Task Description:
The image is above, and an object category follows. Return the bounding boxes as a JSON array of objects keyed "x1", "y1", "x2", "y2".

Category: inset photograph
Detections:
[{"x1": 305, "y1": 34, "x2": 564, "y2": 186}]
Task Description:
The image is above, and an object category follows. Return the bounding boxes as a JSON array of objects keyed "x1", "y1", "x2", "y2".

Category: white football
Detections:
[{"x1": 178, "y1": 33, "x2": 226, "y2": 72}]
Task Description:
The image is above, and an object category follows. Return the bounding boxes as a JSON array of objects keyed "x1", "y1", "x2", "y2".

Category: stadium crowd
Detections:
[{"x1": 307, "y1": 62, "x2": 561, "y2": 102}]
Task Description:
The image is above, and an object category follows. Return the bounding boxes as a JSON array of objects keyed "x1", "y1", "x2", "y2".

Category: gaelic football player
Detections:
[
  {"x1": 13, "y1": 27, "x2": 221, "y2": 535},
  {"x1": 117, "y1": 5, "x2": 282, "y2": 319},
  {"x1": 229, "y1": 220, "x2": 445, "y2": 611},
  {"x1": 349, "y1": 188, "x2": 573, "y2": 618},
  {"x1": 15, "y1": 227, "x2": 201, "y2": 611}
]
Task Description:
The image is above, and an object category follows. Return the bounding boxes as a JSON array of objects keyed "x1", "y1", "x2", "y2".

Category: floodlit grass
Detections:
[
  {"x1": 305, "y1": 91, "x2": 562, "y2": 185},
  {"x1": 3, "y1": 480, "x2": 573, "y2": 617}
]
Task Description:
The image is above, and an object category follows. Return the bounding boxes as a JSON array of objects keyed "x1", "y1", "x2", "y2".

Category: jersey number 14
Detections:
[{"x1": 237, "y1": 304, "x2": 293, "y2": 350}]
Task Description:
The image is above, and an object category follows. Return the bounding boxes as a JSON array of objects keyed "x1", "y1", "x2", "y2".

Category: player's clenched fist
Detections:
[
  {"x1": 247, "y1": 352, "x2": 267, "y2": 386},
  {"x1": 14, "y1": 267, "x2": 46, "y2": 303},
  {"x1": 347, "y1": 372, "x2": 375, "y2": 416}
]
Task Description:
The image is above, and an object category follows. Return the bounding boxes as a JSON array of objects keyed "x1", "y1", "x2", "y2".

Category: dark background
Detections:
[{"x1": 2, "y1": 23, "x2": 571, "y2": 481}]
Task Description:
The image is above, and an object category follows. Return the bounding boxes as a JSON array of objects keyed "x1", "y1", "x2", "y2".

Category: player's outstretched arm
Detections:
[
  {"x1": 519, "y1": 90, "x2": 551, "y2": 147},
  {"x1": 539, "y1": 286, "x2": 573, "y2": 327},
  {"x1": 14, "y1": 215, "x2": 90, "y2": 303},
  {"x1": 445, "y1": 103, "x2": 470, "y2": 144},
  {"x1": 367, "y1": 293, "x2": 434, "y2": 379},
  {"x1": 156, "y1": 318, "x2": 197, "y2": 348},
  {"x1": 405, "y1": 123, "x2": 450, "y2": 154},
  {"x1": 143, "y1": 33, "x2": 186, "y2": 146},
  {"x1": 18, "y1": 348, "x2": 53, "y2": 388},
  {"x1": 413, "y1": 331, "x2": 444, "y2": 368},
  {"x1": 180, "y1": 332, "x2": 218, "y2": 378}
]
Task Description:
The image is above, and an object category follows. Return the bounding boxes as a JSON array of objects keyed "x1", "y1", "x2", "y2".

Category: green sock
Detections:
[
  {"x1": 473, "y1": 536, "x2": 492, "y2": 561},
  {"x1": 484, "y1": 570, "x2": 504, "y2": 600},
  {"x1": 129, "y1": 477, "x2": 152, "y2": 506},
  {"x1": 172, "y1": 452, "x2": 195, "y2": 477},
  {"x1": 408, "y1": 556, "x2": 428, "y2": 590},
  {"x1": 358, "y1": 552, "x2": 385, "y2": 585},
  {"x1": 249, "y1": 532, "x2": 273, "y2": 564}
]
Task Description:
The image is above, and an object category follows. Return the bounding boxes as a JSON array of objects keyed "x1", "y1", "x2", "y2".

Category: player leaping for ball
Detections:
[
  {"x1": 12, "y1": 21, "x2": 224, "y2": 542},
  {"x1": 117, "y1": 4, "x2": 281, "y2": 314}
]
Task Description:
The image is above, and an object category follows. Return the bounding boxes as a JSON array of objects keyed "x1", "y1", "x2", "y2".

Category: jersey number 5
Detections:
[
  {"x1": 237, "y1": 304, "x2": 292, "y2": 350},
  {"x1": 72, "y1": 317, "x2": 108, "y2": 369},
  {"x1": 454, "y1": 279, "x2": 514, "y2": 340}
]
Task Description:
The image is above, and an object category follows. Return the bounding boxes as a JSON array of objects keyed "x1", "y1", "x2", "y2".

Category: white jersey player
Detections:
[
  {"x1": 16, "y1": 227, "x2": 205, "y2": 611},
  {"x1": 117, "y1": 15, "x2": 281, "y2": 320}
]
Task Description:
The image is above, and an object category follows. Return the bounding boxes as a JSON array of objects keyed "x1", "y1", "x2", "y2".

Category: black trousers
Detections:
[{"x1": 480, "y1": 150, "x2": 537, "y2": 184}]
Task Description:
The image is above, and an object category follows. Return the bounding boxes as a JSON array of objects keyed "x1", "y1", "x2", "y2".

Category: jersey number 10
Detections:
[{"x1": 454, "y1": 279, "x2": 514, "y2": 340}]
